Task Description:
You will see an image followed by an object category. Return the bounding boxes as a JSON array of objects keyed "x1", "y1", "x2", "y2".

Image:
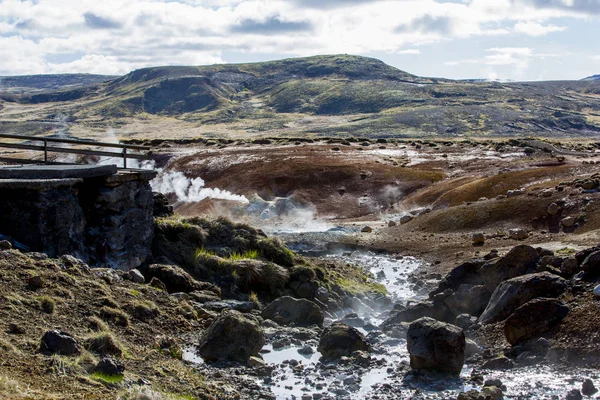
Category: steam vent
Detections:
[{"x1": 0, "y1": 164, "x2": 157, "y2": 270}]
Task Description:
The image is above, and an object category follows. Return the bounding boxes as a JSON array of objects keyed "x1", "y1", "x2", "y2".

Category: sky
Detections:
[{"x1": 0, "y1": 0, "x2": 599, "y2": 81}]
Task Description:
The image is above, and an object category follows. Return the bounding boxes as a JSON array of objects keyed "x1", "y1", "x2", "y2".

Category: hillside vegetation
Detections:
[{"x1": 1, "y1": 55, "x2": 600, "y2": 139}]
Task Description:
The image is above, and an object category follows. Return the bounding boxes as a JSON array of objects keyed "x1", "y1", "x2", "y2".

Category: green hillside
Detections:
[{"x1": 1, "y1": 55, "x2": 600, "y2": 138}]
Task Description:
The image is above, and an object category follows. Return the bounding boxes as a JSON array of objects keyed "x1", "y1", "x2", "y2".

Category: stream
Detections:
[{"x1": 185, "y1": 228, "x2": 599, "y2": 399}]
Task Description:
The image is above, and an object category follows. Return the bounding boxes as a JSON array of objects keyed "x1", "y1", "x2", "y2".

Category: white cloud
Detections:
[
  {"x1": 0, "y1": 0, "x2": 594, "y2": 76},
  {"x1": 397, "y1": 49, "x2": 421, "y2": 55},
  {"x1": 513, "y1": 21, "x2": 566, "y2": 36}
]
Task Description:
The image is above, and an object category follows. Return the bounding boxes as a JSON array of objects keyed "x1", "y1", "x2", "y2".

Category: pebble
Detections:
[{"x1": 594, "y1": 285, "x2": 600, "y2": 298}]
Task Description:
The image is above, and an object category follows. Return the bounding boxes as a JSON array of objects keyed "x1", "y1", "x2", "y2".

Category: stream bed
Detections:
[
  {"x1": 183, "y1": 229, "x2": 598, "y2": 399},
  {"x1": 259, "y1": 250, "x2": 599, "y2": 400}
]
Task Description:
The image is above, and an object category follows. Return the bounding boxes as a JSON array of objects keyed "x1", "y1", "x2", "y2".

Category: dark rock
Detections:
[
  {"x1": 581, "y1": 250, "x2": 600, "y2": 279},
  {"x1": 479, "y1": 245, "x2": 540, "y2": 292},
  {"x1": 28, "y1": 275, "x2": 43, "y2": 289},
  {"x1": 7, "y1": 323, "x2": 25, "y2": 335},
  {"x1": 582, "y1": 379, "x2": 597, "y2": 396},
  {"x1": 289, "y1": 280, "x2": 318, "y2": 299},
  {"x1": 342, "y1": 313, "x2": 365, "y2": 328},
  {"x1": 465, "y1": 338, "x2": 481, "y2": 359},
  {"x1": 381, "y1": 300, "x2": 452, "y2": 328},
  {"x1": 575, "y1": 246, "x2": 600, "y2": 265},
  {"x1": 149, "y1": 277, "x2": 167, "y2": 291},
  {"x1": 0, "y1": 240, "x2": 12, "y2": 250},
  {"x1": 443, "y1": 284, "x2": 491, "y2": 317},
  {"x1": 40, "y1": 330, "x2": 80, "y2": 356},
  {"x1": 143, "y1": 264, "x2": 220, "y2": 295},
  {"x1": 406, "y1": 317, "x2": 465, "y2": 376},
  {"x1": 189, "y1": 290, "x2": 221, "y2": 303},
  {"x1": 198, "y1": 310, "x2": 265, "y2": 363},
  {"x1": 504, "y1": 298, "x2": 569, "y2": 345},
  {"x1": 202, "y1": 300, "x2": 255, "y2": 313},
  {"x1": 261, "y1": 296, "x2": 324, "y2": 326},
  {"x1": 565, "y1": 389, "x2": 583, "y2": 400},
  {"x1": 455, "y1": 314, "x2": 478, "y2": 330},
  {"x1": 479, "y1": 272, "x2": 567, "y2": 324},
  {"x1": 458, "y1": 386, "x2": 503, "y2": 400},
  {"x1": 152, "y1": 192, "x2": 174, "y2": 217},
  {"x1": 128, "y1": 269, "x2": 145, "y2": 284},
  {"x1": 94, "y1": 357, "x2": 125, "y2": 376},
  {"x1": 560, "y1": 257, "x2": 579, "y2": 277},
  {"x1": 431, "y1": 260, "x2": 486, "y2": 297},
  {"x1": 481, "y1": 356, "x2": 515, "y2": 370},
  {"x1": 318, "y1": 322, "x2": 370, "y2": 360}
]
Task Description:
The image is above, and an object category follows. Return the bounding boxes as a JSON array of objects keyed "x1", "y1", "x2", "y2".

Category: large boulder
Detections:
[
  {"x1": 581, "y1": 250, "x2": 600, "y2": 279},
  {"x1": 504, "y1": 298, "x2": 569, "y2": 345},
  {"x1": 479, "y1": 272, "x2": 567, "y2": 324},
  {"x1": 479, "y1": 245, "x2": 540, "y2": 292},
  {"x1": 406, "y1": 317, "x2": 465, "y2": 376},
  {"x1": 261, "y1": 296, "x2": 324, "y2": 326},
  {"x1": 198, "y1": 310, "x2": 265, "y2": 362},
  {"x1": 442, "y1": 284, "x2": 491, "y2": 317},
  {"x1": 40, "y1": 330, "x2": 80, "y2": 356},
  {"x1": 430, "y1": 260, "x2": 486, "y2": 297},
  {"x1": 318, "y1": 322, "x2": 369, "y2": 360},
  {"x1": 381, "y1": 300, "x2": 452, "y2": 328},
  {"x1": 142, "y1": 264, "x2": 220, "y2": 295}
]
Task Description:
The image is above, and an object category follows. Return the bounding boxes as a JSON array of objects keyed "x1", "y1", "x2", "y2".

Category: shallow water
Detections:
[
  {"x1": 258, "y1": 251, "x2": 598, "y2": 400},
  {"x1": 184, "y1": 248, "x2": 598, "y2": 399}
]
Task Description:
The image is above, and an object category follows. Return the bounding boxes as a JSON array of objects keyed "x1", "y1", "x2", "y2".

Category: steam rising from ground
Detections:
[{"x1": 151, "y1": 170, "x2": 249, "y2": 204}]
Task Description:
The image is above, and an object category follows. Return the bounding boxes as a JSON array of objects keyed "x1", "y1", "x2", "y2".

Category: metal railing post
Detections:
[
  {"x1": 123, "y1": 146, "x2": 127, "y2": 169},
  {"x1": 43, "y1": 139, "x2": 48, "y2": 164}
]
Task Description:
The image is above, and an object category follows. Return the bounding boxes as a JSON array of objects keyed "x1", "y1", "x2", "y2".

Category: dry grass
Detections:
[
  {"x1": 84, "y1": 332, "x2": 125, "y2": 357},
  {"x1": 99, "y1": 306, "x2": 130, "y2": 328}
]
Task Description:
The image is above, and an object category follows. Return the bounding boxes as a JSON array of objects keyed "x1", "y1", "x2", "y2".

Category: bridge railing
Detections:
[{"x1": 0, "y1": 133, "x2": 151, "y2": 169}]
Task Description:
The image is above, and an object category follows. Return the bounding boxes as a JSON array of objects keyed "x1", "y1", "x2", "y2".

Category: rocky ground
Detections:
[{"x1": 2, "y1": 137, "x2": 600, "y2": 399}]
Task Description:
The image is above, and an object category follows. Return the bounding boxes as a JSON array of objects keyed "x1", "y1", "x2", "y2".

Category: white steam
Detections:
[{"x1": 151, "y1": 170, "x2": 249, "y2": 204}]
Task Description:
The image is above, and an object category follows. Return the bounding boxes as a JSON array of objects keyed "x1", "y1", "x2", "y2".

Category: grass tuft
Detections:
[
  {"x1": 90, "y1": 372, "x2": 124, "y2": 384},
  {"x1": 84, "y1": 332, "x2": 124, "y2": 357},
  {"x1": 99, "y1": 306, "x2": 130, "y2": 327},
  {"x1": 38, "y1": 296, "x2": 56, "y2": 314}
]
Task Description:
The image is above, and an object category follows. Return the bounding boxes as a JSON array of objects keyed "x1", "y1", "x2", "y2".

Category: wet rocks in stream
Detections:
[
  {"x1": 198, "y1": 310, "x2": 265, "y2": 362},
  {"x1": 318, "y1": 322, "x2": 370, "y2": 360},
  {"x1": 262, "y1": 296, "x2": 324, "y2": 326},
  {"x1": 407, "y1": 317, "x2": 465, "y2": 376}
]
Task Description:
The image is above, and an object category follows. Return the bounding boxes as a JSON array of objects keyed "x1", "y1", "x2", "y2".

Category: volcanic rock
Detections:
[
  {"x1": 479, "y1": 272, "x2": 567, "y2": 324},
  {"x1": 318, "y1": 322, "x2": 370, "y2": 360},
  {"x1": 406, "y1": 317, "x2": 465, "y2": 376},
  {"x1": 262, "y1": 296, "x2": 324, "y2": 326},
  {"x1": 198, "y1": 310, "x2": 265, "y2": 362}
]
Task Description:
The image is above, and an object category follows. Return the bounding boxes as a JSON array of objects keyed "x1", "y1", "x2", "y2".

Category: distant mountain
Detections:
[
  {"x1": 0, "y1": 74, "x2": 116, "y2": 95},
  {"x1": 1, "y1": 55, "x2": 600, "y2": 138},
  {"x1": 582, "y1": 74, "x2": 600, "y2": 81}
]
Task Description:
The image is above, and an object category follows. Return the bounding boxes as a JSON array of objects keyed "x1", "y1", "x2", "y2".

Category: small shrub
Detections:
[
  {"x1": 99, "y1": 306, "x2": 130, "y2": 327},
  {"x1": 84, "y1": 332, "x2": 124, "y2": 357},
  {"x1": 175, "y1": 302, "x2": 197, "y2": 320},
  {"x1": 248, "y1": 291, "x2": 261, "y2": 308},
  {"x1": 38, "y1": 296, "x2": 55, "y2": 314},
  {"x1": 289, "y1": 265, "x2": 317, "y2": 282},
  {"x1": 130, "y1": 301, "x2": 159, "y2": 321},
  {"x1": 153, "y1": 336, "x2": 182, "y2": 360},
  {"x1": 256, "y1": 238, "x2": 295, "y2": 267},
  {"x1": 88, "y1": 316, "x2": 109, "y2": 332},
  {"x1": 0, "y1": 339, "x2": 18, "y2": 354},
  {"x1": 99, "y1": 296, "x2": 120, "y2": 309}
]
